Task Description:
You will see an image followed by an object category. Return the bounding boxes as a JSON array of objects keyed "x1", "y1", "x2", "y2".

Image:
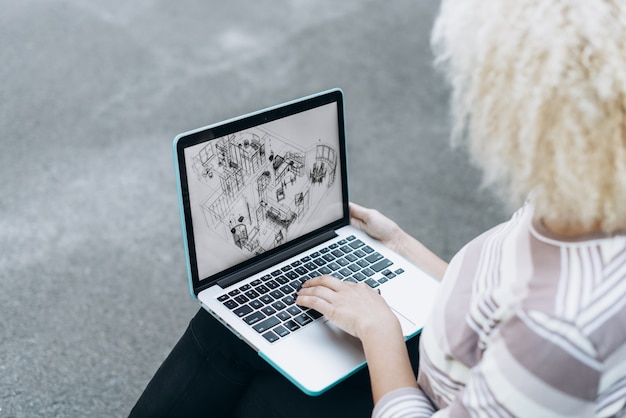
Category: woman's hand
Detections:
[
  {"x1": 295, "y1": 275, "x2": 400, "y2": 340},
  {"x1": 296, "y1": 275, "x2": 417, "y2": 402},
  {"x1": 350, "y1": 202, "x2": 402, "y2": 252},
  {"x1": 351, "y1": 201, "x2": 448, "y2": 280}
]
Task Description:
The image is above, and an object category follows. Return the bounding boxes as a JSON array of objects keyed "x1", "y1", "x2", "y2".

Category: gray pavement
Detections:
[{"x1": 0, "y1": 1, "x2": 508, "y2": 416}]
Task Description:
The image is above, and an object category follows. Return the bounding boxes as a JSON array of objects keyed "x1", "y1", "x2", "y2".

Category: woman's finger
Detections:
[
  {"x1": 296, "y1": 281, "x2": 336, "y2": 302},
  {"x1": 301, "y1": 274, "x2": 345, "y2": 291},
  {"x1": 295, "y1": 292, "x2": 333, "y2": 314}
]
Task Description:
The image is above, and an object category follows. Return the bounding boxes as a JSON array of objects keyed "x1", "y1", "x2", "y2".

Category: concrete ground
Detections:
[{"x1": 0, "y1": 1, "x2": 508, "y2": 416}]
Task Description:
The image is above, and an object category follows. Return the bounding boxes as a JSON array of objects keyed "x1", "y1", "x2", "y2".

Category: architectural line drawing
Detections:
[{"x1": 190, "y1": 126, "x2": 338, "y2": 256}]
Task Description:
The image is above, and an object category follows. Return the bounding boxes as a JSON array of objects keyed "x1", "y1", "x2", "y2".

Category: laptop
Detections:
[{"x1": 173, "y1": 88, "x2": 440, "y2": 396}]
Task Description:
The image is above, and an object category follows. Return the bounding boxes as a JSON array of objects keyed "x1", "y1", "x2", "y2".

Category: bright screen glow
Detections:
[{"x1": 183, "y1": 102, "x2": 344, "y2": 281}]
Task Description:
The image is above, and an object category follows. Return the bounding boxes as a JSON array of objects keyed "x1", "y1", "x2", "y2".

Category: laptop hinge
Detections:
[{"x1": 217, "y1": 229, "x2": 338, "y2": 289}]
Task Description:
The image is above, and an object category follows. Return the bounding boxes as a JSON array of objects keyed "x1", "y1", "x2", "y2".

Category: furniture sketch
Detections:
[{"x1": 191, "y1": 129, "x2": 338, "y2": 256}]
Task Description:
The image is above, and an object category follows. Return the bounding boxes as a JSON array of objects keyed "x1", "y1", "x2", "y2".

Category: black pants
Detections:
[{"x1": 129, "y1": 309, "x2": 420, "y2": 418}]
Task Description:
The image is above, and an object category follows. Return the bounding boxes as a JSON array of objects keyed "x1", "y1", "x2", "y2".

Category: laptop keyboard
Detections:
[{"x1": 216, "y1": 235, "x2": 405, "y2": 343}]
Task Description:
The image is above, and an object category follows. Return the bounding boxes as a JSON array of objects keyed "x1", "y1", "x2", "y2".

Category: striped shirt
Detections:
[{"x1": 372, "y1": 205, "x2": 626, "y2": 417}]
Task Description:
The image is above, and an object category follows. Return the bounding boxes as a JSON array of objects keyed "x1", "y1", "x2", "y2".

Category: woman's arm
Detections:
[
  {"x1": 350, "y1": 202, "x2": 448, "y2": 281},
  {"x1": 297, "y1": 204, "x2": 447, "y2": 406},
  {"x1": 360, "y1": 315, "x2": 419, "y2": 403}
]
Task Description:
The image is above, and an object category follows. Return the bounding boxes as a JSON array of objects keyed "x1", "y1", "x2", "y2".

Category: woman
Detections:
[{"x1": 131, "y1": 0, "x2": 626, "y2": 416}]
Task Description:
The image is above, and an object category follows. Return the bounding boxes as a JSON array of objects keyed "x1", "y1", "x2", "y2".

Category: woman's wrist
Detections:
[
  {"x1": 395, "y1": 229, "x2": 447, "y2": 281},
  {"x1": 357, "y1": 311, "x2": 403, "y2": 346}
]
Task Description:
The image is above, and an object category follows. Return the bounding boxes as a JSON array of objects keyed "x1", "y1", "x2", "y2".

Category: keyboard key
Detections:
[
  {"x1": 282, "y1": 295, "x2": 296, "y2": 305},
  {"x1": 256, "y1": 284, "x2": 270, "y2": 294},
  {"x1": 276, "y1": 276, "x2": 290, "y2": 285},
  {"x1": 261, "y1": 274, "x2": 273, "y2": 281},
  {"x1": 300, "y1": 255, "x2": 311, "y2": 262},
  {"x1": 262, "y1": 331, "x2": 279, "y2": 343},
  {"x1": 289, "y1": 280, "x2": 302, "y2": 291},
  {"x1": 345, "y1": 253, "x2": 358, "y2": 262},
  {"x1": 322, "y1": 254, "x2": 335, "y2": 262},
  {"x1": 271, "y1": 270, "x2": 282, "y2": 276},
  {"x1": 261, "y1": 306, "x2": 276, "y2": 316},
  {"x1": 287, "y1": 306, "x2": 301, "y2": 316},
  {"x1": 291, "y1": 260, "x2": 302, "y2": 267},
  {"x1": 318, "y1": 266, "x2": 332, "y2": 275},
  {"x1": 353, "y1": 249, "x2": 366, "y2": 258},
  {"x1": 365, "y1": 252, "x2": 384, "y2": 263},
  {"x1": 371, "y1": 258, "x2": 393, "y2": 272},
  {"x1": 340, "y1": 245, "x2": 353, "y2": 253},
  {"x1": 314, "y1": 258, "x2": 327, "y2": 266},
  {"x1": 294, "y1": 314, "x2": 313, "y2": 326},
  {"x1": 362, "y1": 246, "x2": 374, "y2": 254},
  {"x1": 327, "y1": 262, "x2": 341, "y2": 271},
  {"x1": 365, "y1": 279, "x2": 380, "y2": 288},
  {"x1": 281, "y1": 265, "x2": 292, "y2": 272},
  {"x1": 308, "y1": 309, "x2": 323, "y2": 319},
  {"x1": 284, "y1": 320, "x2": 300, "y2": 332},
  {"x1": 234, "y1": 305, "x2": 253, "y2": 317},
  {"x1": 217, "y1": 294, "x2": 229, "y2": 302},
  {"x1": 348, "y1": 263, "x2": 361, "y2": 272},
  {"x1": 260, "y1": 295, "x2": 274, "y2": 304},
  {"x1": 266, "y1": 280, "x2": 279, "y2": 289},
  {"x1": 346, "y1": 235, "x2": 356, "y2": 241},
  {"x1": 244, "y1": 311, "x2": 266, "y2": 325},
  {"x1": 320, "y1": 247, "x2": 330, "y2": 254},
  {"x1": 285, "y1": 271, "x2": 299, "y2": 280},
  {"x1": 234, "y1": 295, "x2": 249, "y2": 304},
  {"x1": 270, "y1": 290, "x2": 284, "y2": 299},
  {"x1": 349, "y1": 239, "x2": 365, "y2": 249},
  {"x1": 338, "y1": 239, "x2": 347, "y2": 245},
  {"x1": 250, "y1": 300, "x2": 263, "y2": 310},
  {"x1": 272, "y1": 301, "x2": 286, "y2": 311},
  {"x1": 253, "y1": 316, "x2": 280, "y2": 333},
  {"x1": 362, "y1": 268, "x2": 375, "y2": 277},
  {"x1": 304, "y1": 262, "x2": 318, "y2": 271},
  {"x1": 379, "y1": 277, "x2": 389, "y2": 284},
  {"x1": 277, "y1": 311, "x2": 292, "y2": 321},
  {"x1": 357, "y1": 259, "x2": 370, "y2": 268},
  {"x1": 339, "y1": 268, "x2": 352, "y2": 276},
  {"x1": 336, "y1": 258, "x2": 350, "y2": 267},
  {"x1": 223, "y1": 300, "x2": 238, "y2": 310},
  {"x1": 395, "y1": 268, "x2": 405, "y2": 275},
  {"x1": 353, "y1": 272, "x2": 367, "y2": 281},
  {"x1": 244, "y1": 289, "x2": 260, "y2": 299},
  {"x1": 274, "y1": 326, "x2": 290, "y2": 337},
  {"x1": 239, "y1": 284, "x2": 251, "y2": 291},
  {"x1": 294, "y1": 266, "x2": 308, "y2": 275},
  {"x1": 228, "y1": 289, "x2": 241, "y2": 296},
  {"x1": 331, "y1": 249, "x2": 344, "y2": 258}
]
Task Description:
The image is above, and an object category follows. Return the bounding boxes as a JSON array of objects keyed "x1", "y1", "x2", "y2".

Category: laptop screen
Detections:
[{"x1": 175, "y1": 90, "x2": 348, "y2": 292}]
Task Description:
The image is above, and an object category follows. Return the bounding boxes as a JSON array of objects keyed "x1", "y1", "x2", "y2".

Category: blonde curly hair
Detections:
[{"x1": 431, "y1": 0, "x2": 626, "y2": 233}]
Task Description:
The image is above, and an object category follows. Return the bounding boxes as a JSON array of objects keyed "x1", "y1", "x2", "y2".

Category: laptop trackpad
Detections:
[
  {"x1": 381, "y1": 273, "x2": 439, "y2": 335},
  {"x1": 260, "y1": 320, "x2": 366, "y2": 396}
]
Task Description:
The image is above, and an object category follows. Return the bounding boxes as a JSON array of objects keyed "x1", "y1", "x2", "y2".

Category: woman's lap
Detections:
[{"x1": 130, "y1": 308, "x2": 419, "y2": 418}]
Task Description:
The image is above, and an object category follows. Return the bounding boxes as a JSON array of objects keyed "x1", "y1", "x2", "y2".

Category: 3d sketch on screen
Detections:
[{"x1": 190, "y1": 127, "x2": 338, "y2": 257}]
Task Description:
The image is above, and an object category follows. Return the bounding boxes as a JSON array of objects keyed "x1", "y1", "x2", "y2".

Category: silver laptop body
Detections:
[{"x1": 173, "y1": 89, "x2": 439, "y2": 395}]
